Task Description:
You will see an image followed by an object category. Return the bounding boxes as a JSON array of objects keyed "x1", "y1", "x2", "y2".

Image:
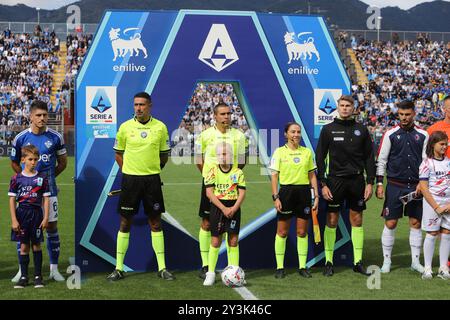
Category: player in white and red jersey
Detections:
[{"x1": 418, "y1": 131, "x2": 450, "y2": 280}]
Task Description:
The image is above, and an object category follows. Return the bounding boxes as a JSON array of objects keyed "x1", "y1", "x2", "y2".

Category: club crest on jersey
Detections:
[
  {"x1": 396, "y1": 135, "x2": 401, "y2": 140},
  {"x1": 293, "y1": 157, "x2": 300, "y2": 163},
  {"x1": 35, "y1": 177, "x2": 43, "y2": 186},
  {"x1": 44, "y1": 140, "x2": 53, "y2": 149},
  {"x1": 230, "y1": 174, "x2": 238, "y2": 184},
  {"x1": 354, "y1": 130, "x2": 361, "y2": 136},
  {"x1": 141, "y1": 131, "x2": 147, "y2": 138},
  {"x1": 415, "y1": 134, "x2": 420, "y2": 141}
]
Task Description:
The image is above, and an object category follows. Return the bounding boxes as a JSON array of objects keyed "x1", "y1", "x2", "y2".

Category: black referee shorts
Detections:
[
  {"x1": 198, "y1": 179, "x2": 211, "y2": 218},
  {"x1": 277, "y1": 185, "x2": 312, "y2": 220},
  {"x1": 209, "y1": 200, "x2": 241, "y2": 237},
  {"x1": 118, "y1": 173, "x2": 165, "y2": 218},
  {"x1": 326, "y1": 175, "x2": 366, "y2": 213}
]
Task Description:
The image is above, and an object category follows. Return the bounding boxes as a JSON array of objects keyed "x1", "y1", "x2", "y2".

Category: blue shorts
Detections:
[
  {"x1": 11, "y1": 206, "x2": 44, "y2": 244},
  {"x1": 381, "y1": 182, "x2": 422, "y2": 221}
]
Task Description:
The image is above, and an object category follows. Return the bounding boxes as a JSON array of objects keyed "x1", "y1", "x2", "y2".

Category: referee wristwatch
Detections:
[{"x1": 272, "y1": 194, "x2": 280, "y2": 201}]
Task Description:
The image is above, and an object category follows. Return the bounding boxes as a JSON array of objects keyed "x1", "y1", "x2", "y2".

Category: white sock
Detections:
[
  {"x1": 439, "y1": 233, "x2": 450, "y2": 271},
  {"x1": 410, "y1": 228, "x2": 422, "y2": 265},
  {"x1": 381, "y1": 225, "x2": 396, "y2": 263},
  {"x1": 50, "y1": 264, "x2": 58, "y2": 272},
  {"x1": 423, "y1": 233, "x2": 437, "y2": 269}
]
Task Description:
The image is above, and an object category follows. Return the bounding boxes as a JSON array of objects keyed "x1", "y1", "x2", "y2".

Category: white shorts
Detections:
[
  {"x1": 48, "y1": 196, "x2": 59, "y2": 223},
  {"x1": 422, "y1": 197, "x2": 450, "y2": 232}
]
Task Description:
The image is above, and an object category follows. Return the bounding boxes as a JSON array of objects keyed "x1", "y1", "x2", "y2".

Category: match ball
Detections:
[{"x1": 221, "y1": 265, "x2": 246, "y2": 287}]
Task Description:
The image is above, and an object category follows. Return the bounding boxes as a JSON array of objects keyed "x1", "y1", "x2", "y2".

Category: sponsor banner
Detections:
[{"x1": 86, "y1": 86, "x2": 117, "y2": 138}]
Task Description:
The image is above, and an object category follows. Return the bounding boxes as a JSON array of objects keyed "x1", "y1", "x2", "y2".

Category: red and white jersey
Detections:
[{"x1": 419, "y1": 157, "x2": 450, "y2": 198}]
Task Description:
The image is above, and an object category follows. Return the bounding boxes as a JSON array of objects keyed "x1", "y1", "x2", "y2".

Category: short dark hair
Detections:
[
  {"x1": 21, "y1": 144, "x2": 39, "y2": 158},
  {"x1": 426, "y1": 131, "x2": 448, "y2": 158},
  {"x1": 213, "y1": 103, "x2": 230, "y2": 115},
  {"x1": 134, "y1": 92, "x2": 152, "y2": 103},
  {"x1": 30, "y1": 100, "x2": 48, "y2": 113},
  {"x1": 284, "y1": 122, "x2": 301, "y2": 133},
  {"x1": 397, "y1": 100, "x2": 415, "y2": 110},
  {"x1": 337, "y1": 95, "x2": 354, "y2": 105}
]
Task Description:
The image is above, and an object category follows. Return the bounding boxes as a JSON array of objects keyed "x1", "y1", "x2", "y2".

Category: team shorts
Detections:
[
  {"x1": 381, "y1": 182, "x2": 422, "y2": 221},
  {"x1": 422, "y1": 196, "x2": 450, "y2": 232},
  {"x1": 11, "y1": 206, "x2": 44, "y2": 244},
  {"x1": 118, "y1": 173, "x2": 165, "y2": 217},
  {"x1": 198, "y1": 179, "x2": 211, "y2": 218},
  {"x1": 209, "y1": 200, "x2": 241, "y2": 237},
  {"x1": 326, "y1": 175, "x2": 366, "y2": 213},
  {"x1": 277, "y1": 185, "x2": 312, "y2": 220}
]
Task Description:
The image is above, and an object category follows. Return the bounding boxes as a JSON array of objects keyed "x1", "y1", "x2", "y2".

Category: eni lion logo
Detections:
[
  {"x1": 108, "y1": 27, "x2": 148, "y2": 61},
  {"x1": 284, "y1": 32, "x2": 320, "y2": 64}
]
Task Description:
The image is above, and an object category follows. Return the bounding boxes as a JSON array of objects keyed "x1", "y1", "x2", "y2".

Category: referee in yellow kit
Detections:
[
  {"x1": 107, "y1": 92, "x2": 174, "y2": 281},
  {"x1": 269, "y1": 122, "x2": 319, "y2": 279}
]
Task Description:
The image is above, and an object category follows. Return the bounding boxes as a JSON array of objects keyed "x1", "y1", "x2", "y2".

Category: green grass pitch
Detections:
[{"x1": 0, "y1": 157, "x2": 447, "y2": 299}]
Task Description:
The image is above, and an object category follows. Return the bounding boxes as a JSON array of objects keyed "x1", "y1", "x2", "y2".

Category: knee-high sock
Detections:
[
  {"x1": 297, "y1": 235, "x2": 308, "y2": 269},
  {"x1": 33, "y1": 250, "x2": 42, "y2": 277},
  {"x1": 208, "y1": 246, "x2": 220, "y2": 273},
  {"x1": 46, "y1": 229, "x2": 60, "y2": 266},
  {"x1": 19, "y1": 254, "x2": 29, "y2": 278},
  {"x1": 439, "y1": 233, "x2": 450, "y2": 270},
  {"x1": 324, "y1": 226, "x2": 336, "y2": 264},
  {"x1": 151, "y1": 231, "x2": 166, "y2": 272},
  {"x1": 410, "y1": 228, "x2": 423, "y2": 265},
  {"x1": 225, "y1": 233, "x2": 231, "y2": 266},
  {"x1": 199, "y1": 228, "x2": 211, "y2": 267},
  {"x1": 382, "y1": 225, "x2": 396, "y2": 263},
  {"x1": 352, "y1": 226, "x2": 364, "y2": 264},
  {"x1": 423, "y1": 233, "x2": 437, "y2": 269},
  {"x1": 16, "y1": 242, "x2": 21, "y2": 267},
  {"x1": 228, "y1": 245, "x2": 239, "y2": 266},
  {"x1": 275, "y1": 234, "x2": 286, "y2": 269},
  {"x1": 116, "y1": 231, "x2": 130, "y2": 271}
]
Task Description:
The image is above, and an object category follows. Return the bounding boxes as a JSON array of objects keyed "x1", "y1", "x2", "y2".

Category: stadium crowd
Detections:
[
  {"x1": 346, "y1": 34, "x2": 450, "y2": 147},
  {"x1": 0, "y1": 26, "x2": 60, "y2": 145}
]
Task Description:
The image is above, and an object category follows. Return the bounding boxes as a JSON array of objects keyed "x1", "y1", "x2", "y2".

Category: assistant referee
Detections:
[
  {"x1": 270, "y1": 122, "x2": 319, "y2": 279},
  {"x1": 107, "y1": 92, "x2": 174, "y2": 281}
]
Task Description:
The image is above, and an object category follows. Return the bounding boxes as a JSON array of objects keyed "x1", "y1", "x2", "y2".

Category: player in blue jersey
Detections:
[
  {"x1": 9, "y1": 145, "x2": 50, "y2": 288},
  {"x1": 10, "y1": 100, "x2": 67, "y2": 282}
]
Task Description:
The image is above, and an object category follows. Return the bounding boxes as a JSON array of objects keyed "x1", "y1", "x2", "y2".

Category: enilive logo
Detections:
[
  {"x1": 109, "y1": 27, "x2": 148, "y2": 72},
  {"x1": 284, "y1": 32, "x2": 320, "y2": 64},
  {"x1": 109, "y1": 27, "x2": 148, "y2": 61},
  {"x1": 199, "y1": 24, "x2": 239, "y2": 72}
]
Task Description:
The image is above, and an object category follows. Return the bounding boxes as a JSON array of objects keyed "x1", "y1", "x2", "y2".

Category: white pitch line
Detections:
[{"x1": 233, "y1": 286, "x2": 259, "y2": 300}]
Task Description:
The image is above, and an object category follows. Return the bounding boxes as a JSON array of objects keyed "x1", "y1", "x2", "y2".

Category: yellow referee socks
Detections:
[
  {"x1": 116, "y1": 231, "x2": 130, "y2": 271},
  {"x1": 228, "y1": 246, "x2": 239, "y2": 266},
  {"x1": 199, "y1": 228, "x2": 211, "y2": 267},
  {"x1": 275, "y1": 234, "x2": 286, "y2": 269},
  {"x1": 324, "y1": 226, "x2": 336, "y2": 264},
  {"x1": 352, "y1": 226, "x2": 364, "y2": 264},
  {"x1": 297, "y1": 235, "x2": 308, "y2": 269},
  {"x1": 151, "y1": 231, "x2": 166, "y2": 271},
  {"x1": 208, "y1": 246, "x2": 220, "y2": 273}
]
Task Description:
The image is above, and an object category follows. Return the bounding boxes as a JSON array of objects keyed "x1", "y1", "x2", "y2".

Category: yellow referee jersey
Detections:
[
  {"x1": 269, "y1": 145, "x2": 316, "y2": 185},
  {"x1": 113, "y1": 117, "x2": 170, "y2": 175}
]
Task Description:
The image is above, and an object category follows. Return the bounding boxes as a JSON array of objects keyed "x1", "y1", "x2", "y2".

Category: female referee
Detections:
[{"x1": 270, "y1": 122, "x2": 319, "y2": 279}]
